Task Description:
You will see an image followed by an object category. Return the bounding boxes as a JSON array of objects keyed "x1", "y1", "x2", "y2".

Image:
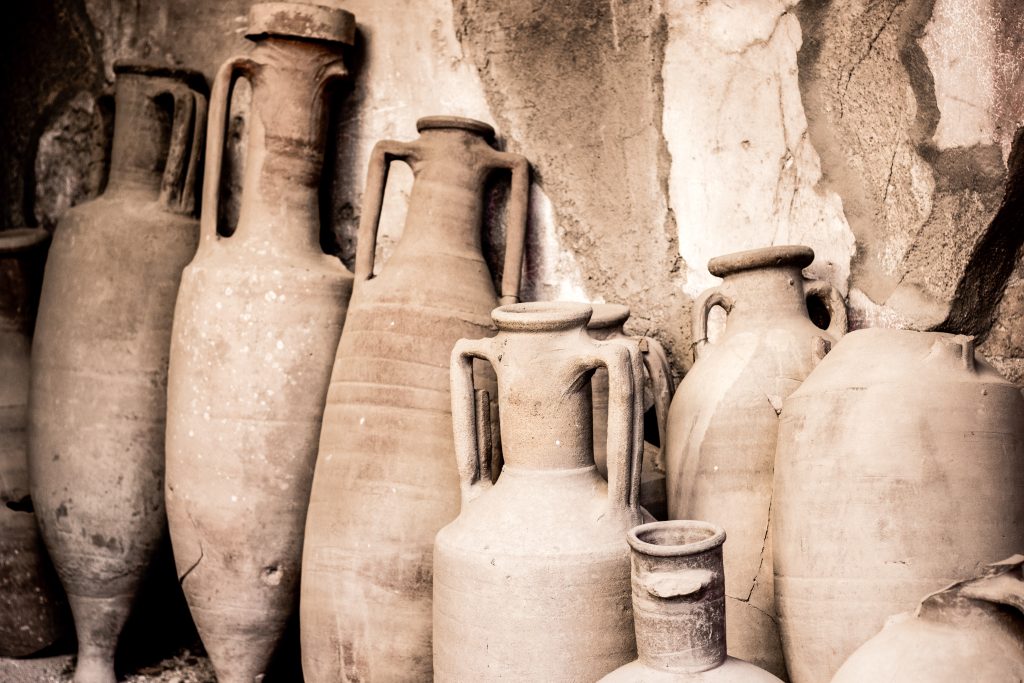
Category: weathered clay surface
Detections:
[
  {"x1": 601, "y1": 520, "x2": 782, "y2": 682},
  {"x1": 664, "y1": 245, "x2": 846, "y2": 679},
  {"x1": 773, "y1": 328, "x2": 1024, "y2": 683},
  {"x1": 301, "y1": 116, "x2": 528, "y2": 682},
  {"x1": 164, "y1": 6, "x2": 355, "y2": 683},
  {"x1": 29, "y1": 62, "x2": 205, "y2": 683},
  {"x1": 832, "y1": 555, "x2": 1024, "y2": 683},
  {"x1": 435, "y1": 302, "x2": 644, "y2": 681}
]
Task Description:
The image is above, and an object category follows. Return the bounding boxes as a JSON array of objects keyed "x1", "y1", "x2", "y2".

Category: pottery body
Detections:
[
  {"x1": 588, "y1": 304, "x2": 673, "y2": 520},
  {"x1": 831, "y1": 556, "x2": 1024, "y2": 683},
  {"x1": 601, "y1": 520, "x2": 782, "y2": 683},
  {"x1": 773, "y1": 328, "x2": 1024, "y2": 683},
  {"x1": 433, "y1": 302, "x2": 644, "y2": 682},
  {"x1": 0, "y1": 228, "x2": 68, "y2": 657},
  {"x1": 301, "y1": 117, "x2": 528, "y2": 681},
  {"x1": 29, "y1": 62, "x2": 205, "y2": 683},
  {"x1": 164, "y1": 6, "x2": 355, "y2": 683},
  {"x1": 663, "y1": 246, "x2": 845, "y2": 679}
]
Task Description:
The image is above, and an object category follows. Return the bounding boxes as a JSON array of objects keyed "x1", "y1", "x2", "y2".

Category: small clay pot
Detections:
[
  {"x1": 29, "y1": 61, "x2": 206, "y2": 683},
  {"x1": 434, "y1": 302, "x2": 644, "y2": 681},
  {"x1": 587, "y1": 303, "x2": 674, "y2": 519},
  {"x1": 0, "y1": 228, "x2": 68, "y2": 657},
  {"x1": 601, "y1": 520, "x2": 782, "y2": 682},
  {"x1": 832, "y1": 555, "x2": 1024, "y2": 682}
]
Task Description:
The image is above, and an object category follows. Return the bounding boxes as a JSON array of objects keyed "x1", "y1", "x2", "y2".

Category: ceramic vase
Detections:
[
  {"x1": 832, "y1": 555, "x2": 1024, "y2": 682},
  {"x1": 600, "y1": 520, "x2": 783, "y2": 682},
  {"x1": 300, "y1": 116, "x2": 529, "y2": 681},
  {"x1": 164, "y1": 5, "x2": 355, "y2": 682},
  {"x1": 773, "y1": 328, "x2": 1024, "y2": 683},
  {"x1": 433, "y1": 302, "x2": 644, "y2": 681},
  {"x1": 29, "y1": 61, "x2": 206, "y2": 683},
  {"x1": 663, "y1": 245, "x2": 845, "y2": 678},
  {"x1": 588, "y1": 303, "x2": 673, "y2": 520},
  {"x1": 0, "y1": 228, "x2": 68, "y2": 657}
]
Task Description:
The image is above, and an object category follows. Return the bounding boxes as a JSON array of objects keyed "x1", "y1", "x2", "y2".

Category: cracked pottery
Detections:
[
  {"x1": 600, "y1": 520, "x2": 782, "y2": 682},
  {"x1": 0, "y1": 228, "x2": 69, "y2": 657},
  {"x1": 433, "y1": 302, "x2": 644, "y2": 681},
  {"x1": 832, "y1": 555, "x2": 1024, "y2": 683},
  {"x1": 28, "y1": 61, "x2": 206, "y2": 683},
  {"x1": 164, "y1": 5, "x2": 355, "y2": 682},
  {"x1": 300, "y1": 116, "x2": 528, "y2": 681},
  {"x1": 588, "y1": 303, "x2": 674, "y2": 520},
  {"x1": 663, "y1": 245, "x2": 846, "y2": 680},
  {"x1": 773, "y1": 328, "x2": 1024, "y2": 683}
]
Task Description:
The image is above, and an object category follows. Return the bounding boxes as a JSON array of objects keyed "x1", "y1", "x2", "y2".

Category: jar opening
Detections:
[
  {"x1": 628, "y1": 520, "x2": 726, "y2": 557},
  {"x1": 708, "y1": 245, "x2": 814, "y2": 277},
  {"x1": 416, "y1": 116, "x2": 495, "y2": 138},
  {"x1": 492, "y1": 302, "x2": 592, "y2": 332}
]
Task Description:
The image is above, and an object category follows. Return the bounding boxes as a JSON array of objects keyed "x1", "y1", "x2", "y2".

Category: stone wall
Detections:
[{"x1": 3, "y1": 0, "x2": 1022, "y2": 382}]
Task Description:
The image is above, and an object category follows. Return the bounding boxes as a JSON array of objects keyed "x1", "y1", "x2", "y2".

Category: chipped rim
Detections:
[
  {"x1": 247, "y1": 2, "x2": 356, "y2": 45},
  {"x1": 628, "y1": 520, "x2": 726, "y2": 558},
  {"x1": 587, "y1": 303, "x2": 630, "y2": 330}
]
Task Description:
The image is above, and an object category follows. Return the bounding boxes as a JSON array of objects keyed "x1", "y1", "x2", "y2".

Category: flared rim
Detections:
[
  {"x1": 708, "y1": 245, "x2": 814, "y2": 277},
  {"x1": 114, "y1": 60, "x2": 208, "y2": 92},
  {"x1": 416, "y1": 116, "x2": 495, "y2": 138},
  {"x1": 0, "y1": 227, "x2": 50, "y2": 255},
  {"x1": 247, "y1": 2, "x2": 356, "y2": 45},
  {"x1": 628, "y1": 520, "x2": 726, "y2": 557},
  {"x1": 587, "y1": 303, "x2": 630, "y2": 330},
  {"x1": 492, "y1": 301, "x2": 592, "y2": 332}
]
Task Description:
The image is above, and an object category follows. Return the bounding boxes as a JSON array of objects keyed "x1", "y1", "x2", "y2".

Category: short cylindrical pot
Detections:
[
  {"x1": 164, "y1": 5, "x2": 356, "y2": 682},
  {"x1": 663, "y1": 245, "x2": 846, "y2": 679},
  {"x1": 29, "y1": 61, "x2": 206, "y2": 683},
  {"x1": 773, "y1": 328, "x2": 1024, "y2": 683},
  {"x1": 0, "y1": 228, "x2": 68, "y2": 657},
  {"x1": 601, "y1": 520, "x2": 782, "y2": 682},
  {"x1": 301, "y1": 116, "x2": 528, "y2": 681},
  {"x1": 832, "y1": 555, "x2": 1024, "y2": 682},
  {"x1": 588, "y1": 303, "x2": 674, "y2": 520},
  {"x1": 433, "y1": 302, "x2": 644, "y2": 681}
]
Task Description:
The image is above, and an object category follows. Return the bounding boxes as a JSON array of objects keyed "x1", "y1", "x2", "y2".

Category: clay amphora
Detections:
[
  {"x1": 0, "y1": 228, "x2": 69, "y2": 657},
  {"x1": 300, "y1": 116, "x2": 529, "y2": 681},
  {"x1": 600, "y1": 520, "x2": 783, "y2": 682},
  {"x1": 433, "y1": 302, "x2": 644, "y2": 681},
  {"x1": 28, "y1": 61, "x2": 206, "y2": 683},
  {"x1": 831, "y1": 555, "x2": 1024, "y2": 683},
  {"x1": 588, "y1": 303, "x2": 673, "y2": 520},
  {"x1": 163, "y1": 5, "x2": 355, "y2": 683},
  {"x1": 772, "y1": 328, "x2": 1024, "y2": 683},
  {"x1": 662, "y1": 245, "x2": 846, "y2": 679}
]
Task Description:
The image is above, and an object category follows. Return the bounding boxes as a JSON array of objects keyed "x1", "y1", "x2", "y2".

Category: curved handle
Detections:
[
  {"x1": 354, "y1": 140, "x2": 418, "y2": 281},
  {"x1": 804, "y1": 279, "x2": 848, "y2": 340},
  {"x1": 591, "y1": 339, "x2": 644, "y2": 513},
  {"x1": 638, "y1": 336, "x2": 674, "y2": 474},
  {"x1": 200, "y1": 55, "x2": 254, "y2": 245},
  {"x1": 485, "y1": 150, "x2": 530, "y2": 305},
  {"x1": 691, "y1": 286, "x2": 734, "y2": 361},
  {"x1": 159, "y1": 85, "x2": 207, "y2": 216},
  {"x1": 450, "y1": 337, "x2": 497, "y2": 506}
]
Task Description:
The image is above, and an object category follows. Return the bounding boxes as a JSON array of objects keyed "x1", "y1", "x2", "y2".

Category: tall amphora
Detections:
[
  {"x1": 0, "y1": 228, "x2": 68, "y2": 657},
  {"x1": 434, "y1": 302, "x2": 645, "y2": 681},
  {"x1": 29, "y1": 62, "x2": 206, "y2": 683},
  {"x1": 164, "y1": 5, "x2": 355, "y2": 682},
  {"x1": 301, "y1": 116, "x2": 528, "y2": 681},
  {"x1": 663, "y1": 245, "x2": 846, "y2": 679}
]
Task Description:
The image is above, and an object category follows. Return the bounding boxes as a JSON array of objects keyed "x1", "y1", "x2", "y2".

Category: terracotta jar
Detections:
[
  {"x1": 164, "y1": 5, "x2": 355, "y2": 683},
  {"x1": 832, "y1": 555, "x2": 1024, "y2": 682},
  {"x1": 662, "y1": 245, "x2": 845, "y2": 679},
  {"x1": 0, "y1": 228, "x2": 68, "y2": 657},
  {"x1": 773, "y1": 328, "x2": 1024, "y2": 683},
  {"x1": 300, "y1": 116, "x2": 529, "y2": 681},
  {"x1": 433, "y1": 302, "x2": 644, "y2": 681},
  {"x1": 601, "y1": 520, "x2": 783, "y2": 682},
  {"x1": 28, "y1": 61, "x2": 205, "y2": 683},
  {"x1": 588, "y1": 303, "x2": 673, "y2": 520}
]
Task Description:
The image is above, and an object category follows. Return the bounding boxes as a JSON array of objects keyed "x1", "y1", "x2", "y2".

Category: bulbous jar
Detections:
[
  {"x1": 164, "y1": 5, "x2": 356, "y2": 683},
  {"x1": 0, "y1": 228, "x2": 69, "y2": 657},
  {"x1": 773, "y1": 328, "x2": 1024, "y2": 683},
  {"x1": 300, "y1": 116, "x2": 529, "y2": 681},
  {"x1": 663, "y1": 245, "x2": 846, "y2": 679},
  {"x1": 588, "y1": 303, "x2": 674, "y2": 520},
  {"x1": 433, "y1": 302, "x2": 645, "y2": 681},
  {"x1": 832, "y1": 555, "x2": 1024, "y2": 683},
  {"x1": 28, "y1": 61, "x2": 206, "y2": 683},
  {"x1": 600, "y1": 520, "x2": 782, "y2": 683}
]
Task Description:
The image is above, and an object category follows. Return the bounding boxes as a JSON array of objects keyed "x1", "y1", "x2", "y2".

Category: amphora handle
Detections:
[
  {"x1": 804, "y1": 279, "x2": 848, "y2": 340},
  {"x1": 483, "y1": 149, "x2": 530, "y2": 305},
  {"x1": 691, "y1": 287, "x2": 734, "y2": 361},
  {"x1": 158, "y1": 83, "x2": 207, "y2": 216},
  {"x1": 638, "y1": 336, "x2": 674, "y2": 474},
  {"x1": 450, "y1": 337, "x2": 497, "y2": 505},
  {"x1": 354, "y1": 140, "x2": 418, "y2": 281}
]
